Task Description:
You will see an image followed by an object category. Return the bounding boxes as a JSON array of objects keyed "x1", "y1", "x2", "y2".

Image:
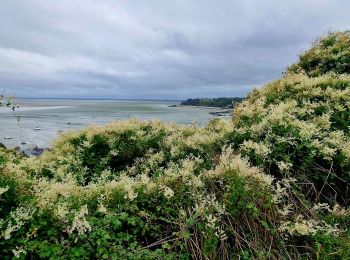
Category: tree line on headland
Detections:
[{"x1": 180, "y1": 97, "x2": 244, "y2": 108}]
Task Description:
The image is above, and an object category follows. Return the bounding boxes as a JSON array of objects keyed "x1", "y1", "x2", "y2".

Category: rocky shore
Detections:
[{"x1": 14, "y1": 145, "x2": 48, "y2": 157}]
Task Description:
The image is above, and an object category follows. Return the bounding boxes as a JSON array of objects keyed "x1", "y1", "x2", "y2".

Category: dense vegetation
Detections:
[
  {"x1": 288, "y1": 31, "x2": 350, "y2": 77},
  {"x1": 180, "y1": 97, "x2": 244, "y2": 108},
  {"x1": 0, "y1": 31, "x2": 349, "y2": 259}
]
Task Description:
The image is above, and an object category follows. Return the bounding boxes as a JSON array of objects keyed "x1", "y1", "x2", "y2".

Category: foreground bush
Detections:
[
  {"x1": 1, "y1": 119, "x2": 349, "y2": 259},
  {"x1": 1, "y1": 31, "x2": 350, "y2": 259},
  {"x1": 0, "y1": 122, "x2": 282, "y2": 259}
]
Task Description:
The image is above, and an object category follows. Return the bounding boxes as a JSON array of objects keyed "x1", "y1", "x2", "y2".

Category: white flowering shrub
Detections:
[
  {"x1": 288, "y1": 31, "x2": 350, "y2": 77},
  {"x1": 0, "y1": 138, "x2": 282, "y2": 259},
  {"x1": 32, "y1": 118, "x2": 232, "y2": 185},
  {"x1": 231, "y1": 73, "x2": 350, "y2": 204}
]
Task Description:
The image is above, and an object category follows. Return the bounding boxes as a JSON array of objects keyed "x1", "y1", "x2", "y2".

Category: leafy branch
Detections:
[{"x1": 0, "y1": 90, "x2": 19, "y2": 111}]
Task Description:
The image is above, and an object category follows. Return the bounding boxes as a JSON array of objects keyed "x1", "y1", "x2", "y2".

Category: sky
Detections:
[{"x1": 0, "y1": 0, "x2": 349, "y2": 100}]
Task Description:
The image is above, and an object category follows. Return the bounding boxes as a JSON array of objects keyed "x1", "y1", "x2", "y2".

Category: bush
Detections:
[
  {"x1": 288, "y1": 31, "x2": 350, "y2": 76},
  {"x1": 231, "y1": 73, "x2": 350, "y2": 204},
  {"x1": 1, "y1": 128, "x2": 284, "y2": 258},
  {"x1": 35, "y1": 119, "x2": 232, "y2": 185}
]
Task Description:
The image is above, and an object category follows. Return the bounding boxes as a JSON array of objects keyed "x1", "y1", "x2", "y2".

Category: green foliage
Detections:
[
  {"x1": 0, "y1": 127, "x2": 282, "y2": 258},
  {"x1": 232, "y1": 73, "x2": 350, "y2": 204},
  {"x1": 180, "y1": 97, "x2": 244, "y2": 107},
  {"x1": 288, "y1": 31, "x2": 350, "y2": 77},
  {"x1": 36, "y1": 119, "x2": 230, "y2": 185}
]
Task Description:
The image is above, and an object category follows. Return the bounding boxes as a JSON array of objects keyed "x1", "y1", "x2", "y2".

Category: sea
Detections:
[{"x1": 0, "y1": 99, "x2": 228, "y2": 148}]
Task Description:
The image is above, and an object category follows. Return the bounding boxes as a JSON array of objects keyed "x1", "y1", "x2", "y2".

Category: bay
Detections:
[{"x1": 0, "y1": 99, "x2": 228, "y2": 148}]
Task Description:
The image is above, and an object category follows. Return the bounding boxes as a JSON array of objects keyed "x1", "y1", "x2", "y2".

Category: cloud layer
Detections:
[{"x1": 1, "y1": 0, "x2": 349, "y2": 99}]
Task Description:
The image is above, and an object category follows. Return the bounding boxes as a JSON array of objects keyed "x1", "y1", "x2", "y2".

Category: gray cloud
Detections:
[{"x1": 0, "y1": 0, "x2": 349, "y2": 99}]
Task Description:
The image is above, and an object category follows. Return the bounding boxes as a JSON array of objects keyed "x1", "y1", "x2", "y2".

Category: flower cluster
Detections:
[{"x1": 67, "y1": 205, "x2": 91, "y2": 235}]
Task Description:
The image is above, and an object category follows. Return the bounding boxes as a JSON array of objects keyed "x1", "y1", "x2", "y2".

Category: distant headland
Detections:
[{"x1": 180, "y1": 97, "x2": 244, "y2": 108}]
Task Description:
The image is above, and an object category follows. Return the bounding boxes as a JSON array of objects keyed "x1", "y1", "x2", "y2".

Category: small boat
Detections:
[
  {"x1": 4, "y1": 136, "x2": 12, "y2": 140},
  {"x1": 34, "y1": 121, "x2": 42, "y2": 131},
  {"x1": 21, "y1": 141, "x2": 27, "y2": 145}
]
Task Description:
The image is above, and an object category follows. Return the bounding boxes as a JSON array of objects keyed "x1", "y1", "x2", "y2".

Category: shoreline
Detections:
[
  {"x1": 169, "y1": 104, "x2": 233, "y2": 116},
  {"x1": 169, "y1": 104, "x2": 232, "y2": 109},
  {"x1": 0, "y1": 143, "x2": 49, "y2": 157}
]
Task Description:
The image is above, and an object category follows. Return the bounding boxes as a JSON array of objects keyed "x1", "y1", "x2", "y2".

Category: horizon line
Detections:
[
  {"x1": 16, "y1": 96, "x2": 244, "y2": 101},
  {"x1": 17, "y1": 97, "x2": 183, "y2": 102}
]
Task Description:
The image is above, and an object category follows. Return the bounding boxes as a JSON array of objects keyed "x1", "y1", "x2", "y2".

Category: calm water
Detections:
[{"x1": 0, "y1": 99, "x2": 228, "y2": 148}]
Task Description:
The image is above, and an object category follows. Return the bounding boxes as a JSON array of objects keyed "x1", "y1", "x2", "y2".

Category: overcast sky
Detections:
[{"x1": 1, "y1": 0, "x2": 349, "y2": 99}]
